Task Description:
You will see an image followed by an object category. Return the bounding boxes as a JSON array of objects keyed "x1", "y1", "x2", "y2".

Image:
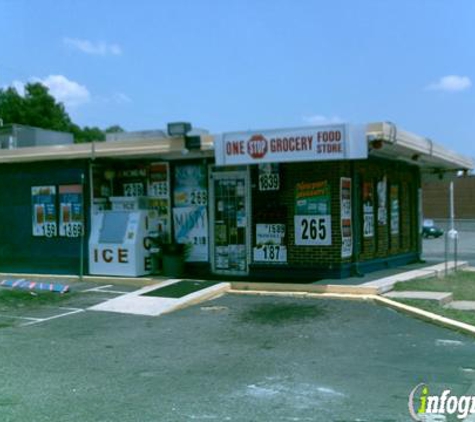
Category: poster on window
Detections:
[
  {"x1": 340, "y1": 178, "x2": 352, "y2": 258},
  {"x1": 258, "y1": 163, "x2": 280, "y2": 191},
  {"x1": 118, "y1": 165, "x2": 147, "y2": 197},
  {"x1": 253, "y1": 223, "x2": 287, "y2": 263},
  {"x1": 148, "y1": 162, "x2": 171, "y2": 242},
  {"x1": 390, "y1": 184, "x2": 399, "y2": 235},
  {"x1": 377, "y1": 176, "x2": 387, "y2": 226},
  {"x1": 32, "y1": 186, "x2": 57, "y2": 237},
  {"x1": 59, "y1": 185, "x2": 83, "y2": 237},
  {"x1": 173, "y1": 206, "x2": 208, "y2": 262},
  {"x1": 363, "y1": 181, "x2": 374, "y2": 238},
  {"x1": 174, "y1": 164, "x2": 208, "y2": 207}
]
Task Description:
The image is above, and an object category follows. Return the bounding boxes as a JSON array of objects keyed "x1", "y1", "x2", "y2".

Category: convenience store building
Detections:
[{"x1": 0, "y1": 122, "x2": 471, "y2": 280}]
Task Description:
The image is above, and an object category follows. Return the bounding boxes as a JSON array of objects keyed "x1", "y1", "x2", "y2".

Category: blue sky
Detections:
[{"x1": 1, "y1": 0, "x2": 475, "y2": 157}]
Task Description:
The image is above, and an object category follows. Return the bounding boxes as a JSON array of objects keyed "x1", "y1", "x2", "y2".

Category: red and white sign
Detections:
[{"x1": 215, "y1": 124, "x2": 367, "y2": 166}]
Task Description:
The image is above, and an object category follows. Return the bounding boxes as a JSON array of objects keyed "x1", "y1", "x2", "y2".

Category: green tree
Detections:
[{"x1": 0, "y1": 82, "x2": 125, "y2": 143}]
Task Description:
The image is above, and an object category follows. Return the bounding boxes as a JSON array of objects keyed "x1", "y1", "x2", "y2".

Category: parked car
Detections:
[{"x1": 422, "y1": 219, "x2": 444, "y2": 238}]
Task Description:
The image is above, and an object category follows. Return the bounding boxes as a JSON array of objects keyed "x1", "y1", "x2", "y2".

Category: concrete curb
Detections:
[
  {"x1": 231, "y1": 282, "x2": 378, "y2": 295},
  {"x1": 230, "y1": 288, "x2": 475, "y2": 337}
]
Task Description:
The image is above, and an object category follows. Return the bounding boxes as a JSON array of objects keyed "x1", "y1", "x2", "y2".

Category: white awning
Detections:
[{"x1": 367, "y1": 122, "x2": 473, "y2": 173}]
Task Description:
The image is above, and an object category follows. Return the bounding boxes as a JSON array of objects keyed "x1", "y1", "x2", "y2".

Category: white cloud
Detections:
[
  {"x1": 63, "y1": 37, "x2": 122, "y2": 56},
  {"x1": 302, "y1": 114, "x2": 344, "y2": 125},
  {"x1": 111, "y1": 92, "x2": 132, "y2": 104},
  {"x1": 427, "y1": 75, "x2": 472, "y2": 92},
  {"x1": 37, "y1": 75, "x2": 91, "y2": 108},
  {"x1": 7, "y1": 75, "x2": 91, "y2": 109}
]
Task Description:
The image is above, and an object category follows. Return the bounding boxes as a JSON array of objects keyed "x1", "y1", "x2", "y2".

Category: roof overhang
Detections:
[
  {"x1": 367, "y1": 122, "x2": 473, "y2": 176},
  {"x1": 0, "y1": 135, "x2": 215, "y2": 163}
]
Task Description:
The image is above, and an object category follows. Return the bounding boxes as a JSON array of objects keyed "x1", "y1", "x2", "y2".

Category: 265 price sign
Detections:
[{"x1": 294, "y1": 215, "x2": 331, "y2": 245}]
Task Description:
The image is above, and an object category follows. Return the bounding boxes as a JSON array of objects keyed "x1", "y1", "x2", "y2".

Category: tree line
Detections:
[{"x1": 0, "y1": 82, "x2": 124, "y2": 142}]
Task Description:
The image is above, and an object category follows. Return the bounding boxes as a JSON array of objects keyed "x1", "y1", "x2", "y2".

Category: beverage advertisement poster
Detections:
[
  {"x1": 59, "y1": 184, "x2": 83, "y2": 238},
  {"x1": 32, "y1": 186, "x2": 57, "y2": 237}
]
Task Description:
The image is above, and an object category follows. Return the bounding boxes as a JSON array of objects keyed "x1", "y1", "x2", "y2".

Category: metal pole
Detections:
[
  {"x1": 450, "y1": 181, "x2": 455, "y2": 232},
  {"x1": 79, "y1": 173, "x2": 85, "y2": 282},
  {"x1": 445, "y1": 231, "x2": 448, "y2": 277}
]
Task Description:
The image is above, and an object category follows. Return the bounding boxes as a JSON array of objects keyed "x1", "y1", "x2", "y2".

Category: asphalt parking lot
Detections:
[{"x1": 1, "y1": 284, "x2": 475, "y2": 422}]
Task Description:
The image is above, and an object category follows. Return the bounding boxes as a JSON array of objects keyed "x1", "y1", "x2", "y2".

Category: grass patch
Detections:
[
  {"x1": 393, "y1": 271, "x2": 475, "y2": 301},
  {"x1": 0, "y1": 289, "x2": 73, "y2": 311},
  {"x1": 396, "y1": 299, "x2": 475, "y2": 327}
]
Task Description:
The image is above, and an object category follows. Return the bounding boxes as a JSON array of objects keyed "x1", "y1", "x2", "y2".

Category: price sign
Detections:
[
  {"x1": 123, "y1": 182, "x2": 144, "y2": 197},
  {"x1": 32, "y1": 186, "x2": 58, "y2": 237},
  {"x1": 190, "y1": 190, "x2": 208, "y2": 206},
  {"x1": 253, "y1": 245, "x2": 287, "y2": 262},
  {"x1": 258, "y1": 163, "x2": 280, "y2": 191},
  {"x1": 294, "y1": 215, "x2": 331, "y2": 245},
  {"x1": 149, "y1": 181, "x2": 168, "y2": 198}
]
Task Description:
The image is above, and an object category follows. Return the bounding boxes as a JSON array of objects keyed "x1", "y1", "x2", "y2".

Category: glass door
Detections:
[{"x1": 210, "y1": 170, "x2": 250, "y2": 275}]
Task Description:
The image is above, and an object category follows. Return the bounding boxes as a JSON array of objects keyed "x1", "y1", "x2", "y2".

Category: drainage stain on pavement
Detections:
[{"x1": 238, "y1": 300, "x2": 327, "y2": 325}]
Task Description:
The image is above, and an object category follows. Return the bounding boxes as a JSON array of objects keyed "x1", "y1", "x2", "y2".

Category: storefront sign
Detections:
[
  {"x1": 377, "y1": 176, "x2": 387, "y2": 226},
  {"x1": 253, "y1": 223, "x2": 287, "y2": 263},
  {"x1": 340, "y1": 178, "x2": 352, "y2": 258},
  {"x1": 215, "y1": 124, "x2": 367, "y2": 166},
  {"x1": 32, "y1": 186, "x2": 57, "y2": 237},
  {"x1": 390, "y1": 184, "x2": 399, "y2": 235},
  {"x1": 363, "y1": 181, "x2": 374, "y2": 238},
  {"x1": 258, "y1": 163, "x2": 280, "y2": 191},
  {"x1": 59, "y1": 185, "x2": 83, "y2": 238},
  {"x1": 173, "y1": 206, "x2": 208, "y2": 262}
]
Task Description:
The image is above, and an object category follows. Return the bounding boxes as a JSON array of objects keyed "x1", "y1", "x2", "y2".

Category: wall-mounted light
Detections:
[
  {"x1": 370, "y1": 139, "x2": 383, "y2": 150},
  {"x1": 167, "y1": 122, "x2": 192, "y2": 137},
  {"x1": 411, "y1": 154, "x2": 420, "y2": 162}
]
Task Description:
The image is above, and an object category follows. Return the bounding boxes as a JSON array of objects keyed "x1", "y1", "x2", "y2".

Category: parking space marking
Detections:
[
  {"x1": 0, "y1": 313, "x2": 42, "y2": 322},
  {"x1": 80, "y1": 285, "x2": 130, "y2": 295},
  {"x1": 20, "y1": 308, "x2": 85, "y2": 327}
]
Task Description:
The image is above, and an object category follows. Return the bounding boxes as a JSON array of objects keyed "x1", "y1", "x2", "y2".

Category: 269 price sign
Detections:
[{"x1": 294, "y1": 215, "x2": 331, "y2": 245}]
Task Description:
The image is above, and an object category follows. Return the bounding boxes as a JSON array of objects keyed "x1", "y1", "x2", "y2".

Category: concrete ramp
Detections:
[{"x1": 89, "y1": 279, "x2": 230, "y2": 316}]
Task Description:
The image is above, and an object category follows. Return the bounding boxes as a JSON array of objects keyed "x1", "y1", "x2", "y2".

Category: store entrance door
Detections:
[{"x1": 210, "y1": 170, "x2": 250, "y2": 276}]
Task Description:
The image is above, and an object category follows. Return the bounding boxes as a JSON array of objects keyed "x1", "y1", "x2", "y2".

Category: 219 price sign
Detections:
[{"x1": 294, "y1": 215, "x2": 332, "y2": 245}]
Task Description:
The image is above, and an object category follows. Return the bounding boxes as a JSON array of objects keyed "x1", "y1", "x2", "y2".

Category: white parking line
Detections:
[
  {"x1": 80, "y1": 285, "x2": 130, "y2": 294},
  {"x1": 20, "y1": 308, "x2": 85, "y2": 327},
  {"x1": 0, "y1": 313, "x2": 41, "y2": 322}
]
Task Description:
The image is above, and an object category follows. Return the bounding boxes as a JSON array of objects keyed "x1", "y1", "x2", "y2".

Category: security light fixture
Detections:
[{"x1": 167, "y1": 122, "x2": 192, "y2": 137}]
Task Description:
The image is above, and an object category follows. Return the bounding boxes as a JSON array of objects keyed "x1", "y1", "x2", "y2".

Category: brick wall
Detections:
[{"x1": 251, "y1": 158, "x2": 419, "y2": 271}]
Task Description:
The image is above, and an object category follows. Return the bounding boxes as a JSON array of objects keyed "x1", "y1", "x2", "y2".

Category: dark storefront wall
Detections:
[
  {"x1": 0, "y1": 160, "x2": 89, "y2": 274},
  {"x1": 249, "y1": 158, "x2": 421, "y2": 280}
]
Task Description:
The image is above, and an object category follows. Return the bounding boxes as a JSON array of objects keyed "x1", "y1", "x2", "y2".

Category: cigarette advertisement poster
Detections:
[
  {"x1": 32, "y1": 186, "x2": 57, "y2": 237},
  {"x1": 174, "y1": 164, "x2": 208, "y2": 207},
  {"x1": 59, "y1": 185, "x2": 83, "y2": 238},
  {"x1": 149, "y1": 162, "x2": 171, "y2": 242},
  {"x1": 377, "y1": 176, "x2": 387, "y2": 226},
  {"x1": 363, "y1": 181, "x2": 374, "y2": 238},
  {"x1": 390, "y1": 184, "x2": 400, "y2": 235},
  {"x1": 295, "y1": 181, "x2": 331, "y2": 216},
  {"x1": 173, "y1": 206, "x2": 208, "y2": 262},
  {"x1": 173, "y1": 164, "x2": 209, "y2": 260},
  {"x1": 340, "y1": 177, "x2": 352, "y2": 258}
]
